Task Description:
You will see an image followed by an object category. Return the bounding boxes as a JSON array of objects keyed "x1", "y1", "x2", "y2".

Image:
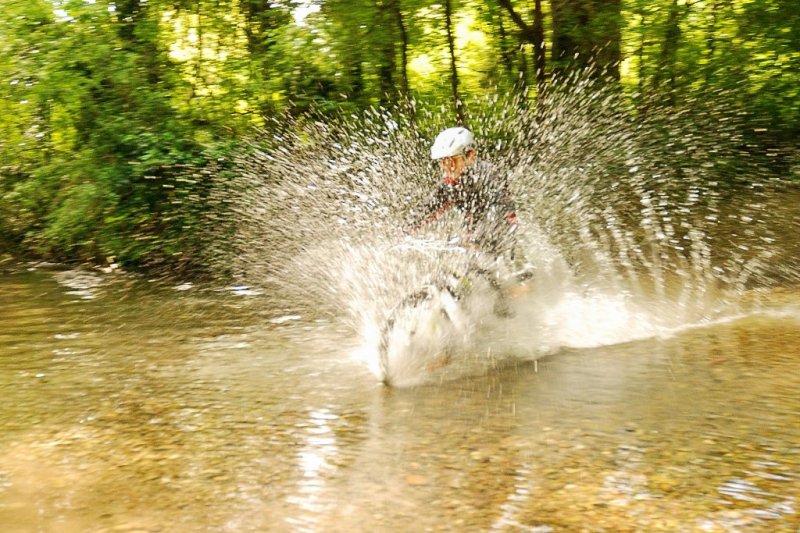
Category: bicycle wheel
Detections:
[{"x1": 378, "y1": 286, "x2": 454, "y2": 386}]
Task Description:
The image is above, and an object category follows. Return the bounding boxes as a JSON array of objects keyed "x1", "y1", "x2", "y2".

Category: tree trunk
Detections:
[
  {"x1": 531, "y1": 0, "x2": 546, "y2": 93},
  {"x1": 654, "y1": 0, "x2": 683, "y2": 101},
  {"x1": 551, "y1": 0, "x2": 621, "y2": 80},
  {"x1": 378, "y1": 8, "x2": 396, "y2": 107},
  {"x1": 444, "y1": 0, "x2": 465, "y2": 125},
  {"x1": 116, "y1": 0, "x2": 141, "y2": 43},
  {"x1": 378, "y1": 58, "x2": 395, "y2": 107},
  {"x1": 115, "y1": 0, "x2": 161, "y2": 84},
  {"x1": 351, "y1": 59, "x2": 365, "y2": 106},
  {"x1": 705, "y1": 0, "x2": 720, "y2": 85},
  {"x1": 495, "y1": 0, "x2": 546, "y2": 91},
  {"x1": 37, "y1": 100, "x2": 53, "y2": 163},
  {"x1": 635, "y1": 0, "x2": 647, "y2": 106},
  {"x1": 390, "y1": 0, "x2": 411, "y2": 102},
  {"x1": 488, "y1": 0, "x2": 517, "y2": 80},
  {"x1": 193, "y1": 2, "x2": 204, "y2": 99},
  {"x1": 241, "y1": 0, "x2": 276, "y2": 57},
  {"x1": 550, "y1": 0, "x2": 573, "y2": 76}
]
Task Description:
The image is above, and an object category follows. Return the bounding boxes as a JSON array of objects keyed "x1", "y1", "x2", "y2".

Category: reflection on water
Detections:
[
  {"x1": 286, "y1": 408, "x2": 341, "y2": 531},
  {"x1": 0, "y1": 268, "x2": 798, "y2": 531}
]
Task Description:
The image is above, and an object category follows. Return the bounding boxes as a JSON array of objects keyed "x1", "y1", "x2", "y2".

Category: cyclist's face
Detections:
[{"x1": 439, "y1": 151, "x2": 473, "y2": 180}]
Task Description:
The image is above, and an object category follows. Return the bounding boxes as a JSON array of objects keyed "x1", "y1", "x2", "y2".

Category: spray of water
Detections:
[{"x1": 208, "y1": 75, "x2": 799, "y2": 384}]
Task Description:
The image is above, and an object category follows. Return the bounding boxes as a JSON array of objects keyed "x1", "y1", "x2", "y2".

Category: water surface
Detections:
[{"x1": 1, "y1": 268, "x2": 798, "y2": 532}]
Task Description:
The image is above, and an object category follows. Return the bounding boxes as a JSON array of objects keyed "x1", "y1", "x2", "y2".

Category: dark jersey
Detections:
[{"x1": 413, "y1": 161, "x2": 516, "y2": 254}]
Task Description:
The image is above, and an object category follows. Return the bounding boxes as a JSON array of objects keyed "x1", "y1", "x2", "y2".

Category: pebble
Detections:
[{"x1": 405, "y1": 474, "x2": 430, "y2": 486}]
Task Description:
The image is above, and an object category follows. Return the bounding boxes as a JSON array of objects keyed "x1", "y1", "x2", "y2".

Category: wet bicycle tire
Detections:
[{"x1": 378, "y1": 286, "x2": 452, "y2": 386}]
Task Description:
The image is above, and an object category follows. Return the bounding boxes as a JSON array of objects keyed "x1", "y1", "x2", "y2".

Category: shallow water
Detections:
[{"x1": 1, "y1": 267, "x2": 798, "y2": 532}]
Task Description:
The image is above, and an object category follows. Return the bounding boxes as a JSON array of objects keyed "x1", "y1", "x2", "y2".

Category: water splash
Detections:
[{"x1": 209, "y1": 76, "x2": 800, "y2": 383}]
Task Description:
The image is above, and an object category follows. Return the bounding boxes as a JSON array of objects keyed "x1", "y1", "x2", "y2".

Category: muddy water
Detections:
[{"x1": 0, "y1": 268, "x2": 798, "y2": 532}]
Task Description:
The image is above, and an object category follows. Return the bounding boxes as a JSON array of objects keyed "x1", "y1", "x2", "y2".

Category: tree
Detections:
[
  {"x1": 1, "y1": 0, "x2": 798, "y2": 269},
  {"x1": 495, "y1": 0, "x2": 547, "y2": 93},
  {"x1": 652, "y1": 0, "x2": 684, "y2": 98},
  {"x1": 444, "y1": 0, "x2": 466, "y2": 124},
  {"x1": 551, "y1": 0, "x2": 621, "y2": 79},
  {"x1": 390, "y1": 0, "x2": 411, "y2": 102}
]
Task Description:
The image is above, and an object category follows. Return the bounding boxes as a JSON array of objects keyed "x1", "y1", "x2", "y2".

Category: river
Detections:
[{"x1": 1, "y1": 265, "x2": 798, "y2": 532}]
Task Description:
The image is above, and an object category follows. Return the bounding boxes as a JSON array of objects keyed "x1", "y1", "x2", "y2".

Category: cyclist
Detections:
[
  {"x1": 412, "y1": 126, "x2": 517, "y2": 258},
  {"x1": 411, "y1": 127, "x2": 521, "y2": 316}
]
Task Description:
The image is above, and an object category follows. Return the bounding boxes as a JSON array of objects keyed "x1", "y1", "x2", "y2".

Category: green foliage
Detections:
[
  {"x1": 622, "y1": 0, "x2": 799, "y2": 144},
  {"x1": 0, "y1": 0, "x2": 796, "y2": 271},
  {"x1": 0, "y1": 0, "x2": 225, "y2": 268}
]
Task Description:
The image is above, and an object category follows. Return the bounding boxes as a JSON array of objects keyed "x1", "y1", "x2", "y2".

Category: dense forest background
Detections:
[{"x1": 1, "y1": 0, "x2": 798, "y2": 271}]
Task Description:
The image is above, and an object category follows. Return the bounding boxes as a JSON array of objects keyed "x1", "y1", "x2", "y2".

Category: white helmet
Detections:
[{"x1": 430, "y1": 127, "x2": 475, "y2": 160}]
